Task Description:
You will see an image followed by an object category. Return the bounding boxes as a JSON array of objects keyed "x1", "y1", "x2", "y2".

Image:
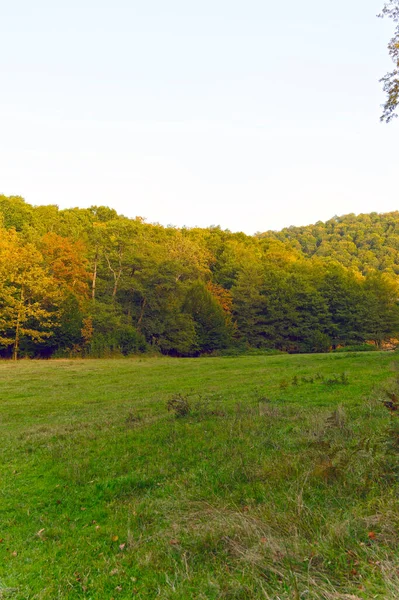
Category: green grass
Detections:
[{"x1": 1, "y1": 352, "x2": 399, "y2": 599}]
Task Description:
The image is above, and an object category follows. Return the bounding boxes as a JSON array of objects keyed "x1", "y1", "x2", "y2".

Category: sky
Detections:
[{"x1": 0, "y1": 0, "x2": 397, "y2": 234}]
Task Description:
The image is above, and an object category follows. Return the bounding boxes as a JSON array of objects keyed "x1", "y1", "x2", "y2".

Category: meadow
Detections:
[{"x1": 1, "y1": 352, "x2": 399, "y2": 599}]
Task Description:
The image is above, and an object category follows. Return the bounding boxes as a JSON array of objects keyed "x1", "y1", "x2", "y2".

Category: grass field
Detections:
[{"x1": 1, "y1": 352, "x2": 399, "y2": 599}]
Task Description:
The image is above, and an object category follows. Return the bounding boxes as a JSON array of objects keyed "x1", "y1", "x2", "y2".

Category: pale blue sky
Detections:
[{"x1": 0, "y1": 0, "x2": 397, "y2": 233}]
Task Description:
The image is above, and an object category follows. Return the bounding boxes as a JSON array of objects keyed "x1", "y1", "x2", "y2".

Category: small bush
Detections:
[{"x1": 167, "y1": 394, "x2": 191, "y2": 418}]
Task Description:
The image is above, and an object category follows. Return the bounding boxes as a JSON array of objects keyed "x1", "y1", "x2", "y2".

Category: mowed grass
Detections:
[{"x1": 1, "y1": 352, "x2": 399, "y2": 600}]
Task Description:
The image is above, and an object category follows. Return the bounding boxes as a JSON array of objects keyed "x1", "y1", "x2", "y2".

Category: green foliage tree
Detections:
[
  {"x1": 380, "y1": 0, "x2": 399, "y2": 122},
  {"x1": 232, "y1": 261, "x2": 265, "y2": 347},
  {"x1": 362, "y1": 272, "x2": 399, "y2": 346},
  {"x1": 87, "y1": 302, "x2": 146, "y2": 357},
  {"x1": 183, "y1": 281, "x2": 230, "y2": 353},
  {"x1": 0, "y1": 195, "x2": 33, "y2": 230}
]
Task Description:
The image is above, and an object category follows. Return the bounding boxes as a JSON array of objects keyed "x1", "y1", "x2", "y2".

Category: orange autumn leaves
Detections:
[
  {"x1": 41, "y1": 233, "x2": 90, "y2": 300},
  {"x1": 206, "y1": 282, "x2": 233, "y2": 314},
  {"x1": 0, "y1": 226, "x2": 90, "y2": 359}
]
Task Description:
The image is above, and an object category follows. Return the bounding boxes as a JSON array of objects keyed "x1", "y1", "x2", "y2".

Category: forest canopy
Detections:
[{"x1": 1, "y1": 195, "x2": 399, "y2": 359}]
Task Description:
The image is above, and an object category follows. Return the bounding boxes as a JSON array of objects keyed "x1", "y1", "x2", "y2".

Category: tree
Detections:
[
  {"x1": 362, "y1": 271, "x2": 399, "y2": 345},
  {"x1": 0, "y1": 228, "x2": 62, "y2": 359},
  {"x1": 183, "y1": 281, "x2": 230, "y2": 353},
  {"x1": 40, "y1": 232, "x2": 90, "y2": 300},
  {"x1": 232, "y1": 261, "x2": 265, "y2": 347},
  {"x1": 319, "y1": 264, "x2": 365, "y2": 347},
  {"x1": 380, "y1": 1, "x2": 399, "y2": 122},
  {"x1": 0, "y1": 195, "x2": 33, "y2": 230}
]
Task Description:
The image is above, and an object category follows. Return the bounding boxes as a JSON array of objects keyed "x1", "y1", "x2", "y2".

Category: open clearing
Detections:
[{"x1": 1, "y1": 352, "x2": 399, "y2": 599}]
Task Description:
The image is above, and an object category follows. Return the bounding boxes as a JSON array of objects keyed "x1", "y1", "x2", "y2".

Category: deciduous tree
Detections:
[
  {"x1": 0, "y1": 228, "x2": 62, "y2": 359},
  {"x1": 380, "y1": 0, "x2": 399, "y2": 122}
]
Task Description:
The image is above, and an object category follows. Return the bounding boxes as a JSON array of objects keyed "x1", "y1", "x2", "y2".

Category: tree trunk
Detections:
[
  {"x1": 92, "y1": 256, "x2": 98, "y2": 301},
  {"x1": 105, "y1": 255, "x2": 123, "y2": 300},
  {"x1": 13, "y1": 288, "x2": 24, "y2": 361},
  {"x1": 13, "y1": 322, "x2": 19, "y2": 361},
  {"x1": 137, "y1": 298, "x2": 147, "y2": 330}
]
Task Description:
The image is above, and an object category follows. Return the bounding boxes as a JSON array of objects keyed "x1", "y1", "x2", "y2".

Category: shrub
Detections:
[{"x1": 167, "y1": 394, "x2": 191, "y2": 418}]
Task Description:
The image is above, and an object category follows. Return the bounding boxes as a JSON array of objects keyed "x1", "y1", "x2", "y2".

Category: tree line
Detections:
[{"x1": 1, "y1": 195, "x2": 399, "y2": 359}]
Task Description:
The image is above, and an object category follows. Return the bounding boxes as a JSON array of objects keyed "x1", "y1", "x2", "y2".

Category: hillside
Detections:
[{"x1": 260, "y1": 211, "x2": 399, "y2": 275}]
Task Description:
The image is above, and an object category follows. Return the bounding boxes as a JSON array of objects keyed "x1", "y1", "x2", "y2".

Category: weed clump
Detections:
[
  {"x1": 324, "y1": 373, "x2": 349, "y2": 386},
  {"x1": 326, "y1": 405, "x2": 347, "y2": 429},
  {"x1": 167, "y1": 393, "x2": 227, "y2": 420},
  {"x1": 382, "y1": 391, "x2": 399, "y2": 414},
  {"x1": 279, "y1": 371, "x2": 349, "y2": 390},
  {"x1": 381, "y1": 389, "x2": 399, "y2": 451},
  {"x1": 125, "y1": 411, "x2": 142, "y2": 427},
  {"x1": 167, "y1": 394, "x2": 191, "y2": 418}
]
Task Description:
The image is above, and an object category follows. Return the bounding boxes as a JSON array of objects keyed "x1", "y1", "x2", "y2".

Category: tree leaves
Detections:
[{"x1": 379, "y1": 1, "x2": 399, "y2": 122}]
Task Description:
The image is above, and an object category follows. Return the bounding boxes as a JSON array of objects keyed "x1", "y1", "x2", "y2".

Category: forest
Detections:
[{"x1": 1, "y1": 194, "x2": 399, "y2": 359}]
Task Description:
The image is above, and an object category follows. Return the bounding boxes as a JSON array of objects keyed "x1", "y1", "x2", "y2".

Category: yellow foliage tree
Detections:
[{"x1": 0, "y1": 228, "x2": 62, "y2": 359}]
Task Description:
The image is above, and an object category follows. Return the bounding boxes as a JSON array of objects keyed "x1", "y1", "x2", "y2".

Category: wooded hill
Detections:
[
  {"x1": 1, "y1": 195, "x2": 399, "y2": 358},
  {"x1": 260, "y1": 212, "x2": 399, "y2": 274}
]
